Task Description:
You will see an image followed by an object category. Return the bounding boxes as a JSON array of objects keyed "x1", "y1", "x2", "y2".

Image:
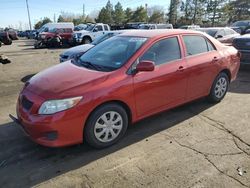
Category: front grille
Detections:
[
  {"x1": 234, "y1": 40, "x2": 250, "y2": 50},
  {"x1": 21, "y1": 96, "x2": 33, "y2": 111}
]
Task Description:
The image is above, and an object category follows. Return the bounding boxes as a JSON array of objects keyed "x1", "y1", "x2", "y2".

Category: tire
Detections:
[
  {"x1": 82, "y1": 37, "x2": 91, "y2": 44},
  {"x1": 84, "y1": 103, "x2": 128, "y2": 148},
  {"x1": 207, "y1": 72, "x2": 229, "y2": 103},
  {"x1": 3, "y1": 39, "x2": 12, "y2": 45}
]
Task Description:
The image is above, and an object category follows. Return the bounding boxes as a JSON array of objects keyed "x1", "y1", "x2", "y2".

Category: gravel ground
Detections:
[{"x1": 0, "y1": 39, "x2": 249, "y2": 188}]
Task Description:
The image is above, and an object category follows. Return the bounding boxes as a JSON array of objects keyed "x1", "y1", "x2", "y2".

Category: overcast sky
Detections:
[{"x1": 0, "y1": 0, "x2": 171, "y2": 30}]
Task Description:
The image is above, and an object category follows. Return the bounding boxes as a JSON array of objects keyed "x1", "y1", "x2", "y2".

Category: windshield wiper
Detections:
[{"x1": 78, "y1": 59, "x2": 102, "y2": 71}]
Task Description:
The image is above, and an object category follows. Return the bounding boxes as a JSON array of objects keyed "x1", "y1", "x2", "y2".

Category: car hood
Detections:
[
  {"x1": 26, "y1": 62, "x2": 110, "y2": 98},
  {"x1": 61, "y1": 44, "x2": 94, "y2": 56},
  {"x1": 74, "y1": 30, "x2": 90, "y2": 34}
]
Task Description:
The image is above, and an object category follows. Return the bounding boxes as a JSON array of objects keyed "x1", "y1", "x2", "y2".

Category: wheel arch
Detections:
[
  {"x1": 84, "y1": 100, "x2": 133, "y2": 131},
  {"x1": 220, "y1": 69, "x2": 231, "y2": 81},
  {"x1": 82, "y1": 35, "x2": 92, "y2": 42}
]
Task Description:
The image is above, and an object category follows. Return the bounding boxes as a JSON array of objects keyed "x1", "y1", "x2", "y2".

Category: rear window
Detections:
[{"x1": 225, "y1": 28, "x2": 236, "y2": 35}]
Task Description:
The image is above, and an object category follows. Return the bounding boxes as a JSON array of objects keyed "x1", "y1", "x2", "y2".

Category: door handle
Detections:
[
  {"x1": 212, "y1": 57, "x2": 219, "y2": 62},
  {"x1": 177, "y1": 66, "x2": 185, "y2": 72}
]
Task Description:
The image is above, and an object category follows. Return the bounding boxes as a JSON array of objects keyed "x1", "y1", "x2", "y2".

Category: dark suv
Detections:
[
  {"x1": 233, "y1": 34, "x2": 250, "y2": 64},
  {"x1": 0, "y1": 29, "x2": 12, "y2": 45},
  {"x1": 231, "y1": 20, "x2": 250, "y2": 35}
]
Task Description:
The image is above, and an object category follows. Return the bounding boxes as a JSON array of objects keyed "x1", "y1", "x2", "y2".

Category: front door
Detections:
[{"x1": 133, "y1": 36, "x2": 188, "y2": 118}]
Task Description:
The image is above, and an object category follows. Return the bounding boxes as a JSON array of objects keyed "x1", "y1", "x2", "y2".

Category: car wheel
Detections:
[
  {"x1": 82, "y1": 37, "x2": 91, "y2": 44},
  {"x1": 208, "y1": 72, "x2": 229, "y2": 103},
  {"x1": 4, "y1": 39, "x2": 12, "y2": 45},
  {"x1": 84, "y1": 103, "x2": 128, "y2": 148}
]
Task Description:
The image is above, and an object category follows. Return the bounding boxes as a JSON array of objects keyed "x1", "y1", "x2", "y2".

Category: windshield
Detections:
[
  {"x1": 139, "y1": 25, "x2": 150, "y2": 29},
  {"x1": 75, "y1": 36, "x2": 147, "y2": 71},
  {"x1": 232, "y1": 21, "x2": 248, "y2": 27},
  {"x1": 48, "y1": 28, "x2": 57, "y2": 33},
  {"x1": 86, "y1": 24, "x2": 95, "y2": 31},
  {"x1": 74, "y1": 24, "x2": 87, "y2": 31},
  {"x1": 92, "y1": 33, "x2": 116, "y2": 45}
]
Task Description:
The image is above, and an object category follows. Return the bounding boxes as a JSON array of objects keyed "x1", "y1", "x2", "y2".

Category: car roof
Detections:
[{"x1": 119, "y1": 29, "x2": 203, "y2": 38}]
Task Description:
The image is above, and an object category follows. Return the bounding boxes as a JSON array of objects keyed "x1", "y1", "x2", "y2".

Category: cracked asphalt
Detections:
[{"x1": 0, "y1": 39, "x2": 249, "y2": 188}]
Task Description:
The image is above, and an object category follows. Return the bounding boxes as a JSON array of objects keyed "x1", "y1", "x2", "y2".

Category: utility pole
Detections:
[
  {"x1": 25, "y1": 0, "x2": 32, "y2": 30},
  {"x1": 54, "y1": 13, "x2": 56, "y2": 22},
  {"x1": 83, "y1": 3, "x2": 85, "y2": 18}
]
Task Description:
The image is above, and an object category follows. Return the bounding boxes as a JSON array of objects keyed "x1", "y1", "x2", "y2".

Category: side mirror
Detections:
[
  {"x1": 93, "y1": 28, "x2": 98, "y2": 32},
  {"x1": 136, "y1": 61, "x2": 155, "y2": 72},
  {"x1": 216, "y1": 35, "x2": 223, "y2": 39}
]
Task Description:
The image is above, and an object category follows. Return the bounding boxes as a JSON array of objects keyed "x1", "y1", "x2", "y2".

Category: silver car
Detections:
[{"x1": 59, "y1": 31, "x2": 127, "y2": 63}]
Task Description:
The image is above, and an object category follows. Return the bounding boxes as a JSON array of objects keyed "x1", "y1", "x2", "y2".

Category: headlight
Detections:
[
  {"x1": 40, "y1": 35, "x2": 46, "y2": 39},
  {"x1": 70, "y1": 53, "x2": 83, "y2": 60},
  {"x1": 77, "y1": 33, "x2": 82, "y2": 37},
  {"x1": 38, "y1": 96, "x2": 82, "y2": 115}
]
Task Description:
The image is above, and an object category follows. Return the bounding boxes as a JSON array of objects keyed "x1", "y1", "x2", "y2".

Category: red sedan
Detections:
[{"x1": 12, "y1": 30, "x2": 240, "y2": 148}]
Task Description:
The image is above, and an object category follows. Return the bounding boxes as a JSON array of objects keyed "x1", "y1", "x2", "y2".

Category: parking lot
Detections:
[{"x1": 0, "y1": 39, "x2": 250, "y2": 188}]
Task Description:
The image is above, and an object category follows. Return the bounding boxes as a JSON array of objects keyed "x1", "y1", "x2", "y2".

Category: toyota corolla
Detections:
[{"x1": 12, "y1": 30, "x2": 240, "y2": 148}]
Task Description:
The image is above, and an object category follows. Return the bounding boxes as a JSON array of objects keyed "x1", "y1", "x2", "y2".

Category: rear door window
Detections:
[
  {"x1": 104, "y1": 25, "x2": 109, "y2": 31},
  {"x1": 140, "y1": 37, "x2": 181, "y2": 65},
  {"x1": 183, "y1": 35, "x2": 213, "y2": 56}
]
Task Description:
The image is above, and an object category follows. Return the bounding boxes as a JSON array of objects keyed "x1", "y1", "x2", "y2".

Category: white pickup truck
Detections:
[{"x1": 73, "y1": 23, "x2": 110, "y2": 44}]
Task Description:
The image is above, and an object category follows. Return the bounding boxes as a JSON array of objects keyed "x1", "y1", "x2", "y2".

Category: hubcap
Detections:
[
  {"x1": 214, "y1": 77, "x2": 227, "y2": 98},
  {"x1": 94, "y1": 111, "x2": 123, "y2": 143}
]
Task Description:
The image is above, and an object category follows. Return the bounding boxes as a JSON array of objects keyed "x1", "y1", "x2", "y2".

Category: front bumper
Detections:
[
  {"x1": 14, "y1": 90, "x2": 88, "y2": 147},
  {"x1": 73, "y1": 36, "x2": 82, "y2": 44}
]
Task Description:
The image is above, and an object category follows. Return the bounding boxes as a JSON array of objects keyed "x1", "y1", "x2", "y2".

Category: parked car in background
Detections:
[
  {"x1": 231, "y1": 20, "x2": 250, "y2": 34},
  {"x1": 0, "y1": 29, "x2": 12, "y2": 45},
  {"x1": 34, "y1": 28, "x2": 73, "y2": 48},
  {"x1": 4, "y1": 28, "x2": 18, "y2": 40},
  {"x1": 139, "y1": 23, "x2": 173, "y2": 30},
  {"x1": 180, "y1": 25, "x2": 200, "y2": 30},
  {"x1": 18, "y1": 30, "x2": 31, "y2": 38},
  {"x1": 60, "y1": 30, "x2": 128, "y2": 62},
  {"x1": 196, "y1": 27, "x2": 240, "y2": 44},
  {"x1": 13, "y1": 30, "x2": 240, "y2": 148},
  {"x1": 124, "y1": 22, "x2": 146, "y2": 29},
  {"x1": 38, "y1": 22, "x2": 74, "y2": 34},
  {"x1": 233, "y1": 34, "x2": 250, "y2": 64},
  {"x1": 73, "y1": 23, "x2": 110, "y2": 44}
]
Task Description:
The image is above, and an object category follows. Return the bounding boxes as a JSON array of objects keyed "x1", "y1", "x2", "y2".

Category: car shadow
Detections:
[{"x1": 0, "y1": 99, "x2": 213, "y2": 187}]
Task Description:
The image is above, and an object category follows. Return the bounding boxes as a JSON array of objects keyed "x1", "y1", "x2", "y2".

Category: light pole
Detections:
[{"x1": 26, "y1": 0, "x2": 32, "y2": 30}]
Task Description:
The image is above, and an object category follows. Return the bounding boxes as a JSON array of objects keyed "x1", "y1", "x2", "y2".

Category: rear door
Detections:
[
  {"x1": 182, "y1": 35, "x2": 220, "y2": 100},
  {"x1": 133, "y1": 36, "x2": 188, "y2": 117}
]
